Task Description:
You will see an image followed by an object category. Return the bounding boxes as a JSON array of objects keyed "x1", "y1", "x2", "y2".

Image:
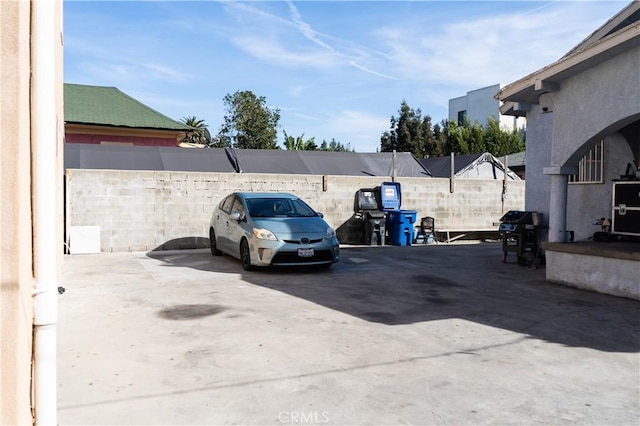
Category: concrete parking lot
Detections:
[{"x1": 58, "y1": 242, "x2": 639, "y2": 425}]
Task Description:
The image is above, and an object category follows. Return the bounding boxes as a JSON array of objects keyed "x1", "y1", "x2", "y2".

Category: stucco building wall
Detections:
[
  {"x1": 524, "y1": 104, "x2": 554, "y2": 216},
  {"x1": 1, "y1": 2, "x2": 35, "y2": 424},
  {"x1": 1, "y1": 1, "x2": 64, "y2": 423},
  {"x1": 65, "y1": 170, "x2": 525, "y2": 253},
  {"x1": 501, "y1": 2, "x2": 640, "y2": 299},
  {"x1": 526, "y1": 48, "x2": 640, "y2": 240},
  {"x1": 550, "y1": 49, "x2": 640, "y2": 166}
]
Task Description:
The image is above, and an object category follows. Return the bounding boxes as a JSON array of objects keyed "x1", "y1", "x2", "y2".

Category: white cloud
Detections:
[
  {"x1": 222, "y1": 0, "x2": 394, "y2": 79},
  {"x1": 285, "y1": 0, "x2": 335, "y2": 53},
  {"x1": 288, "y1": 85, "x2": 311, "y2": 97},
  {"x1": 373, "y1": 1, "x2": 626, "y2": 108},
  {"x1": 144, "y1": 63, "x2": 191, "y2": 83},
  {"x1": 325, "y1": 110, "x2": 390, "y2": 152},
  {"x1": 72, "y1": 60, "x2": 191, "y2": 87},
  {"x1": 230, "y1": 35, "x2": 342, "y2": 68}
]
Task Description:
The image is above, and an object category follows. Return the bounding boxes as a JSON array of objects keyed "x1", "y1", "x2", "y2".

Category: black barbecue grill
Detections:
[{"x1": 499, "y1": 210, "x2": 542, "y2": 265}]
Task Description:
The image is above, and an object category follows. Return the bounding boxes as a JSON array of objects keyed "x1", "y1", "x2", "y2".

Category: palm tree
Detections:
[
  {"x1": 283, "y1": 130, "x2": 296, "y2": 150},
  {"x1": 283, "y1": 130, "x2": 315, "y2": 150},
  {"x1": 180, "y1": 116, "x2": 209, "y2": 146}
]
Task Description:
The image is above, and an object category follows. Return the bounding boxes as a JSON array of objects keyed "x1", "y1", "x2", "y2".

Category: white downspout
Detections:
[{"x1": 32, "y1": 0, "x2": 59, "y2": 424}]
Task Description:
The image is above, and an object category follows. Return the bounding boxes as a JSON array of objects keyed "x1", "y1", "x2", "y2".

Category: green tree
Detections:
[
  {"x1": 380, "y1": 101, "x2": 429, "y2": 158},
  {"x1": 382, "y1": 102, "x2": 526, "y2": 158},
  {"x1": 466, "y1": 121, "x2": 483, "y2": 154},
  {"x1": 283, "y1": 131, "x2": 317, "y2": 150},
  {"x1": 320, "y1": 138, "x2": 354, "y2": 152},
  {"x1": 218, "y1": 90, "x2": 281, "y2": 149},
  {"x1": 180, "y1": 116, "x2": 209, "y2": 146},
  {"x1": 421, "y1": 115, "x2": 437, "y2": 158},
  {"x1": 431, "y1": 120, "x2": 448, "y2": 157},
  {"x1": 303, "y1": 137, "x2": 318, "y2": 151},
  {"x1": 483, "y1": 116, "x2": 525, "y2": 157},
  {"x1": 447, "y1": 119, "x2": 470, "y2": 154},
  {"x1": 283, "y1": 130, "x2": 299, "y2": 150},
  {"x1": 398, "y1": 115, "x2": 524, "y2": 158}
]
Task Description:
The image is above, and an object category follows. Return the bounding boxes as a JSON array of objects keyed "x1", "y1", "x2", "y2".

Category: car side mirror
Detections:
[
  {"x1": 316, "y1": 212, "x2": 324, "y2": 218},
  {"x1": 229, "y1": 212, "x2": 245, "y2": 222}
]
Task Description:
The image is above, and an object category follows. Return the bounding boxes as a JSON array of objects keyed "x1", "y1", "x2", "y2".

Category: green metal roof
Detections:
[{"x1": 64, "y1": 83, "x2": 192, "y2": 131}]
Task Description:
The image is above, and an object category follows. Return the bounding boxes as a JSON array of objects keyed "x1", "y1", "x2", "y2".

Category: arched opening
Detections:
[{"x1": 564, "y1": 116, "x2": 640, "y2": 241}]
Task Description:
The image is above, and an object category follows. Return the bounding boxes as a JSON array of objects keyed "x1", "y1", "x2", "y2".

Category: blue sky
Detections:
[{"x1": 64, "y1": 1, "x2": 628, "y2": 152}]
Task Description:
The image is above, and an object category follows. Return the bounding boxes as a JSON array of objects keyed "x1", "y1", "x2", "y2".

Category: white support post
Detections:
[{"x1": 544, "y1": 166, "x2": 577, "y2": 243}]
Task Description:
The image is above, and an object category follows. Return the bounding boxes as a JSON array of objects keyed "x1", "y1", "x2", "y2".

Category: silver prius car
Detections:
[{"x1": 209, "y1": 192, "x2": 340, "y2": 270}]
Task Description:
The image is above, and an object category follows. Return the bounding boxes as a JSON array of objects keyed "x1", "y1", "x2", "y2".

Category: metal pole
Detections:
[
  {"x1": 449, "y1": 152, "x2": 455, "y2": 193},
  {"x1": 392, "y1": 150, "x2": 397, "y2": 182},
  {"x1": 502, "y1": 155, "x2": 508, "y2": 212}
]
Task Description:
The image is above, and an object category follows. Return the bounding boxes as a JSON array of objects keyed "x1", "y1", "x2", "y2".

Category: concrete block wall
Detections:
[{"x1": 65, "y1": 169, "x2": 524, "y2": 252}]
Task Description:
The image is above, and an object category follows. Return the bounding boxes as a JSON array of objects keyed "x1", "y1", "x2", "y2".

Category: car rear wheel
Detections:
[
  {"x1": 210, "y1": 228, "x2": 222, "y2": 256},
  {"x1": 240, "y1": 238, "x2": 253, "y2": 271}
]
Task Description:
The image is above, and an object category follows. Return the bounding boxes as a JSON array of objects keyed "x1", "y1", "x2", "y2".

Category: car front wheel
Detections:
[
  {"x1": 240, "y1": 238, "x2": 253, "y2": 271},
  {"x1": 210, "y1": 228, "x2": 222, "y2": 256}
]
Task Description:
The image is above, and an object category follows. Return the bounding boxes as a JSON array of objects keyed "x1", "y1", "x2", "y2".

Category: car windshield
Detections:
[{"x1": 247, "y1": 197, "x2": 318, "y2": 218}]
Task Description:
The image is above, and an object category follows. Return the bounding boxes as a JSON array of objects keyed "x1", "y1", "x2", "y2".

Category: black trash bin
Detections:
[{"x1": 354, "y1": 188, "x2": 386, "y2": 245}]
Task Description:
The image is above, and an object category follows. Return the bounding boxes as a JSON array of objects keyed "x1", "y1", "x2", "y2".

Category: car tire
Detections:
[
  {"x1": 210, "y1": 228, "x2": 222, "y2": 256},
  {"x1": 240, "y1": 238, "x2": 254, "y2": 271}
]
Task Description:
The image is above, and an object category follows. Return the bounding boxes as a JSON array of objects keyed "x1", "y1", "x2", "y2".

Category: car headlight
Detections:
[
  {"x1": 326, "y1": 227, "x2": 336, "y2": 239},
  {"x1": 253, "y1": 227, "x2": 278, "y2": 241}
]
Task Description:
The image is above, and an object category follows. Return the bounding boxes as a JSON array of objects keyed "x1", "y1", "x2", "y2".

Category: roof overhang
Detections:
[
  {"x1": 496, "y1": 20, "x2": 640, "y2": 110},
  {"x1": 65, "y1": 123, "x2": 188, "y2": 138}
]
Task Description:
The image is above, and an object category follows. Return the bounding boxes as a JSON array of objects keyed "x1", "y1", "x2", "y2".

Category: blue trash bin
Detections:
[
  {"x1": 376, "y1": 182, "x2": 417, "y2": 246},
  {"x1": 387, "y1": 210, "x2": 417, "y2": 246}
]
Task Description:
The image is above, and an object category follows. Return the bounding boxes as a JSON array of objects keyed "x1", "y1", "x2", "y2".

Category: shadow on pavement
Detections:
[{"x1": 147, "y1": 242, "x2": 640, "y2": 353}]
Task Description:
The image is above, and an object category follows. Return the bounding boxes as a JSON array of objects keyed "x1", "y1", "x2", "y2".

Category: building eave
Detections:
[
  {"x1": 65, "y1": 123, "x2": 188, "y2": 138},
  {"x1": 496, "y1": 22, "x2": 640, "y2": 105}
]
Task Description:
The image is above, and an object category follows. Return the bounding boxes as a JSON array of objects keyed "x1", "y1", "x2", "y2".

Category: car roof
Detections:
[{"x1": 237, "y1": 192, "x2": 298, "y2": 200}]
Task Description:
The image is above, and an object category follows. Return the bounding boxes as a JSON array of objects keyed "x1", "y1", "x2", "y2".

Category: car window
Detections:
[
  {"x1": 220, "y1": 195, "x2": 235, "y2": 213},
  {"x1": 231, "y1": 196, "x2": 245, "y2": 216},
  {"x1": 247, "y1": 197, "x2": 317, "y2": 218},
  {"x1": 247, "y1": 199, "x2": 272, "y2": 217},
  {"x1": 290, "y1": 198, "x2": 317, "y2": 217}
]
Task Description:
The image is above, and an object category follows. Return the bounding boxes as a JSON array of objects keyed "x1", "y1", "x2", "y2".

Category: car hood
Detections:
[{"x1": 253, "y1": 217, "x2": 329, "y2": 236}]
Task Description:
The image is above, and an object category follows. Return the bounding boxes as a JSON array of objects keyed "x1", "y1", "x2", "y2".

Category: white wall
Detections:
[
  {"x1": 448, "y1": 84, "x2": 525, "y2": 131},
  {"x1": 448, "y1": 96, "x2": 467, "y2": 122},
  {"x1": 466, "y1": 84, "x2": 501, "y2": 125}
]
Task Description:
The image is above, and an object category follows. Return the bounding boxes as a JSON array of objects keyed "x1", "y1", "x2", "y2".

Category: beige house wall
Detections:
[
  {"x1": 65, "y1": 170, "x2": 525, "y2": 253},
  {"x1": 1, "y1": 1, "x2": 64, "y2": 424}
]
